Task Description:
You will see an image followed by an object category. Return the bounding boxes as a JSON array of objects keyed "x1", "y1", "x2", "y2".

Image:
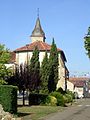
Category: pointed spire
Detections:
[
  {"x1": 31, "y1": 16, "x2": 45, "y2": 38},
  {"x1": 31, "y1": 9, "x2": 46, "y2": 43}
]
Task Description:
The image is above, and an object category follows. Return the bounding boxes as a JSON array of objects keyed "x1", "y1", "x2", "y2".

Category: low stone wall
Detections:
[{"x1": 0, "y1": 104, "x2": 22, "y2": 120}]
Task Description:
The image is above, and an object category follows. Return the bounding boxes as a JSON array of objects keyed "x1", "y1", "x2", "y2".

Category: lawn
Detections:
[{"x1": 17, "y1": 106, "x2": 64, "y2": 120}]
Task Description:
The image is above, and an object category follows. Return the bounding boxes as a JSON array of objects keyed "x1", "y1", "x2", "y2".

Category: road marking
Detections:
[
  {"x1": 78, "y1": 105, "x2": 83, "y2": 107},
  {"x1": 85, "y1": 105, "x2": 90, "y2": 107},
  {"x1": 77, "y1": 104, "x2": 90, "y2": 107}
]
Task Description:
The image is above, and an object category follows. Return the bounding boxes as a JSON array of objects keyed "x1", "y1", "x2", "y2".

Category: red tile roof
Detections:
[
  {"x1": 70, "y1": 80, "x2": 85, "y2": 87},
  {"x1": 69, "y1": 77, "x2": 90, "y2": 87},
  {"x1": 14, "y1": 41, "x2": 67, "y2": 61},
  {"x1": 69, "y1": 77, "x2": 90, "y2": 81},
  {"x1": 15, "y1": 41, "x2": 61, "y2": 52}
]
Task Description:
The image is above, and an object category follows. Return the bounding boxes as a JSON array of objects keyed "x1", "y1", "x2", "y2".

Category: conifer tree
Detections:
[
  {"x1": 48, "y1": 38, "x2": 59, "y2": 93},
  {"x1": 40, "y1": 51, "x2": 49, "y2": 94},
  {"x1": 29, "y1": 46, "x2": 40, "y2": 93}
]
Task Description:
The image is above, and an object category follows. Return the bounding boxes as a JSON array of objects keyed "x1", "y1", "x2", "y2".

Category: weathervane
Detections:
[{"x1": 37, "y1": 8, "x2": 39, "y2": 17}]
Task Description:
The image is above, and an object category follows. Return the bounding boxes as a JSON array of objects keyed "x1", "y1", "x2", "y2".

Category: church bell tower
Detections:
[{"x1": 31, "y1": 16, "x2": 46, "y2": 43}]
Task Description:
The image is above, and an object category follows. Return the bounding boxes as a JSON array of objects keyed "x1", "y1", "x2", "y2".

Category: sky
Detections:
[{"x1": 0, "y1": 0, "x2": 90, "y2": 76}]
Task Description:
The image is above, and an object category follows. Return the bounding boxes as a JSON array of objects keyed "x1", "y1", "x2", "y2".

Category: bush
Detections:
[
  {"x1": 45, "y1": 95, "x2": 57, "y2": 106},
  {"x1": 0, "y1": 85, "x2": 17, "y2": 113},
  {"x1": 63, "y1": 94, "x2": 69, "y2": 103},
  {"x1": 29, "y1": 93, "x2": 48, "y2": 105},
  {"x1": 50, "y1": 92, "x2": 65, "y2": 106},
  {"x1": 63, "y1": 94, "x2": 73, "y2": 103},
  {"x1": 56, "y1": 87, "x2": 66, "y2": 94},
  {"x1": 66, "y1": 90, "x2": 75, "y2": 99}
]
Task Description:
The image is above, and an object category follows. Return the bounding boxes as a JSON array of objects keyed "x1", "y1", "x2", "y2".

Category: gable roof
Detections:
[
  {"x1": 15, "y1": 41, "x2": 51, "y2": 51},
  {"x1": 69, "y1": 77, "x2": 90, "y2": 87},
  {"x1": 14, "y1": 41, "x2": 67, "y2": 61},
  {"x1": 69, "y1": 77, "x2": 90, "y2": 81}
]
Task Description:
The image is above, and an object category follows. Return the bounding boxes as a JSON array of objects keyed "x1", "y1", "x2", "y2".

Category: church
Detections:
[{"x1": 12, "y1": 16, "x2": 69, "y2": 91}]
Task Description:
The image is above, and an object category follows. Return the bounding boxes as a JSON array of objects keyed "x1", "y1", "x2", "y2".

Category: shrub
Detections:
[
  {"x1": 29, "y1": 93, "x2": 48, "y2": 105},
  {"x1": 63, "y1": 94, "x2": 73, "y2": 103},
  {"x1": 66, "y1": 90, "x2": 75, "y2": 99},
  {"x1": 0, "y1": 85, "x2": 17, "y2": 113},
  {"x1": 63, "y1": 94, "x2": 69, "y2": 103},
  {"x1": 56, "y1": 87, "x2": 66, "y2": 94},
  {"x1": 45, "y1": 95, "x2": 57, "y2": 106},
  {"x1": 50, "y1": 91, "x2": 65, "y2": 106}
]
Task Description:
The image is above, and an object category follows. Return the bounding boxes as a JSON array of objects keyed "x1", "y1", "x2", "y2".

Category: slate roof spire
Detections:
[
  {"x1": 31, "y1": 17, "x2": 45, "y2": 38},
  {"x1": 30, "y1": 9, "x2": 45, "y2": 42}
]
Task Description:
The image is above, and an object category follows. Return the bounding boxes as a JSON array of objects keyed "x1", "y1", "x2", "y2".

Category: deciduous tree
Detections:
[
  {"x1": 0, "y1": 44, "x2": 10, "y2": 63},
  {"x1": 84, "y1": 27, "x2": 90, "y2": 58},
  {"x1": 0, "y1": 44, "x2": 12, "y2": 84}
]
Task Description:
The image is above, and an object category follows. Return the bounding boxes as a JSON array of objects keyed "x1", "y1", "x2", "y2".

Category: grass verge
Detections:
[{"x1": 17, "y1": 105, "x2": 64, "y2": 120}]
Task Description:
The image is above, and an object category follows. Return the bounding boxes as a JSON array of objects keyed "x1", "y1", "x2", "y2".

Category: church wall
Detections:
[
  {"x1": 16, "y1": 51, "x2": 66, "y2": 90},
  {"x1": 39, "y1": 51, "x2": 50, "y2": 65},
  {"x1": 39, "y1": 51, "x2": 45, "y2": 65},
  {"x1": 31, "y1": 37, "x2": 44, "y2": 43},
  {"x1": 16, "y1": 51, "x2": 50, "y2": 66},
  {"x1": 57, "y1": 53, "x2": 66, "y2": 90},
  {"x1": 16, "y1": 52, "x2": 27, "y2": 65},
  {"x1": 57, "y1": 67, "x2": 66, "y2": 90}
]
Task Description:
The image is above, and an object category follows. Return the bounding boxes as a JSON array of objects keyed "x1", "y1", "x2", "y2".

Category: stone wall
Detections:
[{"x1": 0, "y1": 104, "x2": 22, "y2": 120}]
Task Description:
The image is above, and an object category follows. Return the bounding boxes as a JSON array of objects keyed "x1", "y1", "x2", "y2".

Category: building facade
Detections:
[
  {"x1": 13, "y1": 17, "x2": 68, "y2": 90},
  {"x1": 69, "y1": 77, "x2": 90, "y2": 98}
]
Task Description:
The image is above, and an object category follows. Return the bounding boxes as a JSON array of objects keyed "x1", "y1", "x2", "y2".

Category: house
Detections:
[
  {"x1": 11, "y1": 16, "x2": 68, "y2": 90},
  {"x1": 67, "y1": 80, "x2": 74, "y2": 92},
  {"x1": 69, "y1": 77, "x2": 90, "y2": 98}
]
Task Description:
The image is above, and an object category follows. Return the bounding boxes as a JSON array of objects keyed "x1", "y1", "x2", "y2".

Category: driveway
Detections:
[{"x1": 43, "y1": 99, "x2": 90, "y2": 120}]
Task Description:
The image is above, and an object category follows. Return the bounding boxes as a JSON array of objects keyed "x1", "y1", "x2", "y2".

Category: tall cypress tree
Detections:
[
  {"x1": 40, "y1": 51, "x2": 49, "y2": 94},
  {"x1": 29, "y1": 46, "x2": 40, "y2": 93},
  {"x1": 48, "y1": 38, "x2": 59, "y2": 93}
]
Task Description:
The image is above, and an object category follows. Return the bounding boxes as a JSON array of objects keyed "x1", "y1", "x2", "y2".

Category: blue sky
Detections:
[{"x1": 0, "y1": 0, "x2": 90, "y2": 76}]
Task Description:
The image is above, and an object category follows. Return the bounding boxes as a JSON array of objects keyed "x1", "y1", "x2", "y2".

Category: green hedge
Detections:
[
  {"x1": 0, "y1": 85, "x2": 17, "y2": 113},
  {"x1": 29, "y1": 93, "x2": 48, "y2": 105}
]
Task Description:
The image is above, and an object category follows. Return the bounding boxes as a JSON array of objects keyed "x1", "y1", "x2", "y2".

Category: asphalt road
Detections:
[{"x1": 44, "y1": 99, "x2": 90, "y2": 120}]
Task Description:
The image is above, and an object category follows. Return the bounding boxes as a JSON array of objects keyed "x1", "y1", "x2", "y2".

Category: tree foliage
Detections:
[
  {"x1": 40, "y1": 51, "x2": 49, "y2": 94},
  {"x1": 84, "y1": 27, "x2": 90, "y2": 58},
  {"x1": 8, "y1": 64, "x2": 28, "y2": 89},
  {"x1": 0, "y1": 64, "x2": 12, "y2": 85},
  {"x1": 0, "y1": 44, "x2": 12, "y2": 84},
  {"x1": 29, "y1": 46, "x2": 40, "y2": 92},
  {"x1": 18, "y1": 64, "x2": 27, "y2": 90},
  {"x1": 0, "y1": 44, "x2": 10, "y2": 63},
  {"x1": 48, "y1": 38, "x2": 59, "y2": 93}
]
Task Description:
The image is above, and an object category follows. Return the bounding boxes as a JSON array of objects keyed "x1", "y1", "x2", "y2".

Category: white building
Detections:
[
  {"x1": 12, "y1": 16, "x2": 68, "y2": 90},
  {"x1": 69, "y1": 77, "x2": 90, "y2": 98}
]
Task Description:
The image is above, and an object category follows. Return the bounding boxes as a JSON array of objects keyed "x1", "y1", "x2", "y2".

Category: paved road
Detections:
[{"x1": 43, "y1": 99, "x2": 90, "y2": 120}]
